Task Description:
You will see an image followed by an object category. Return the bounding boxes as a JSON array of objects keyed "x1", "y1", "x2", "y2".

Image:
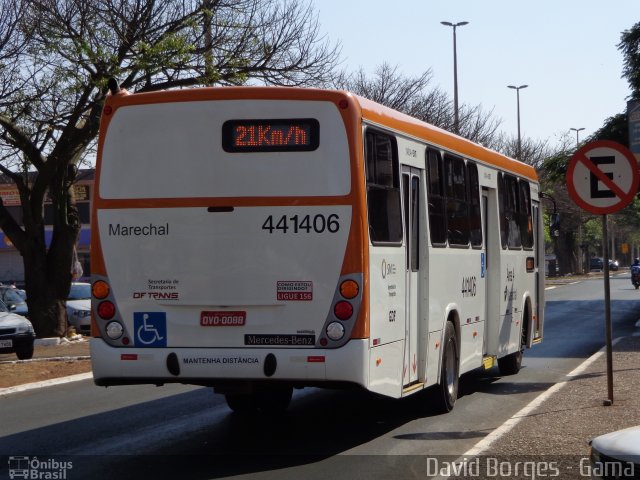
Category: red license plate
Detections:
[{"x1": 200, "y1": 311, "x2": 246, "y2": 327}]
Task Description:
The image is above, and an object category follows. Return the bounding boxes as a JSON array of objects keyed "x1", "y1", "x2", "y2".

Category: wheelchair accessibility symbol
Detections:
[{"x1": 134, "y1": 312, "x2": 167, "y2": 347}]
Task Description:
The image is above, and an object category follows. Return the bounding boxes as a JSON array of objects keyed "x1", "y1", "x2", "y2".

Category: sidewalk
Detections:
[{"x1": 449, "y1": 335, "x2": 640, "y2": 479}]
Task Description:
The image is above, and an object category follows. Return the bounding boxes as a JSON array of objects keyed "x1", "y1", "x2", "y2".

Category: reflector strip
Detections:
[
  {"x1": 121, "y1": 354, "x2": 138, "y2": 361},
  {"x1": 307, "y1": 356, "x2": 325, "y2": 363}
]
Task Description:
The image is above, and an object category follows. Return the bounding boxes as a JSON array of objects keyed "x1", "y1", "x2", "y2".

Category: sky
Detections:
[{"x1": 315, "y1": 0, "x2": 636, "y2": 146}]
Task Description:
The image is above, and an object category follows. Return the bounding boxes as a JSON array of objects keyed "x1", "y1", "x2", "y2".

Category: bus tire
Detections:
[
  {"x1": 225, "y1": 393, "x2": 257, "y2": 414},
  {"x1": 433, "y1": 321, "x2": 459, "y2": 413},
  {"x1": 256, "y1": 386, "x2": 293, "y2": 414}
]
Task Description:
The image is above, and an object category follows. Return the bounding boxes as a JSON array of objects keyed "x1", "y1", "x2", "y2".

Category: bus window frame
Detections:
[
  {"x1": 444, "y1": 153, "x2": 471, "y2": 248},
  {"x1": 364, "y1": 128, "x2": 403, "y2": 247}
]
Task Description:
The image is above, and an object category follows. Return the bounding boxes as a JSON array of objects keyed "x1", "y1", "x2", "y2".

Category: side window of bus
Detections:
[
  {"x1": 498, "y1": 173, "x2": 522, "y2": 249},
  {"x1": 467, "y1": 162, "x2": 483, "y2": 247},
  {"x1": 426, "y1": 148, "x2": 447, "y2": 245},
  {"x1": 519, "y1": 181, "x2": 534, "y2": 249},
  {"x1": 365, "y1": 130, "x2": 402, "y2": 245},
  {"x1": 444, "y1": 154, "x2": 470, "y2": 246}
]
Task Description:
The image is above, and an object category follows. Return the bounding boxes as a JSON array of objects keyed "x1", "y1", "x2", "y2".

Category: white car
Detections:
[
  {"x1": 66, "y1": 282, "x2": 91, "y2": 335},
  {"x1": 589, "y1": 425, "x2": 640, "y2": 479},
  {"x1": 0, "y1": 299, "x2": 35, "y2": 359}
]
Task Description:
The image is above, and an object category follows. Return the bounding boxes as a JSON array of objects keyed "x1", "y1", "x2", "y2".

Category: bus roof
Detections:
[
  {"x1": 104, "y1": 85, "x2": 538, "y2": 182},
  {"x1": 353, "y1": 94, "x2": 538, "y2": 182}
]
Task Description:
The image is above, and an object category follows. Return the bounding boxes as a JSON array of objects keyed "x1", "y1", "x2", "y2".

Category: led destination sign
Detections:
[{"x1": 222, "y1": 118, "x2": 319, "y2": 152}]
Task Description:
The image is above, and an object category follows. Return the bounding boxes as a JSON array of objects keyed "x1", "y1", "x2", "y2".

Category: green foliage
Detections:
[
  {"x1": 588, "y1": 113, "x2": 628, "y2": 144},
  {"x1": 540, "y1": 150, "x2": 571, "y2": 184},
  {"x1": 619, "y1": 21, "x2": 640, "y2": 99}
]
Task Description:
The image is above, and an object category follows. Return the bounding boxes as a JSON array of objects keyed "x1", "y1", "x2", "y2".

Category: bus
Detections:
[{"x1": 90, "y1": 84, "x2": 544, "y2": 413}]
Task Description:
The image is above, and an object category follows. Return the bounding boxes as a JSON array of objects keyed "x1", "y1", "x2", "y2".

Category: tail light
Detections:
[
  {"x1": 320, "y1": 274, "x2": 363, "y2": 348},
  {"x1": 97, "y1": 301, "x2": 116, "y2": 320},
  {"x1": 92, "y1": 276, "x2": 130, "y2": 346},
  {"x1": 334, "y1": 301, "x2": 353, "y2": 320}
]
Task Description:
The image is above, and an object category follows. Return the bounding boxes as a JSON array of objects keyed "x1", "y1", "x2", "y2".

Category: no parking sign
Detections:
[
  {"x1": 565, "y1": 140, "x2": 639, "y2": 406},
  {"x1": 566, "y1": 140, "x2": 639, "y2": 214}
]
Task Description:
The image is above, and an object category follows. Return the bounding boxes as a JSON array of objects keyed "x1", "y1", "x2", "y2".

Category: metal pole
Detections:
[
  {"x1": 602, "y1": 214, "x2": 614, "y2": 406},
  {"x1": 452, "y1": 25, "x2": 459, "y2": 134},
  {"x1": 442, "y1": 21, "x2": 468, "y2": 135},
  {"x1": 508, "y1": 85, "x2": 528, "y2": 160},
  {"x1": 516, "y1": 88, "x2": 522, "y2": 160}
]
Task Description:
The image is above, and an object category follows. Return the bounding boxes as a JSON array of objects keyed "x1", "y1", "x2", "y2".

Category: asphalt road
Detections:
[{"x1": 1, "y1": 273, "x2": 639, "y2": 480}]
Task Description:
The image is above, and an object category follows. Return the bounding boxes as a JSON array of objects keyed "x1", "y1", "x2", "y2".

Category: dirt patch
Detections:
[
  {"x1": 0, "y1": 359, "x2": 91, "y2": 388},
  {"x1": 0, "y1": 338, "x2": 91, "y2": 389}
]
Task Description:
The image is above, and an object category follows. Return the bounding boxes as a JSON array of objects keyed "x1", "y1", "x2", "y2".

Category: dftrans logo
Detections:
[
  {"x1": 134, "y1": 312, "x2": 167, "y2": 347},
  {"x1": 8, "y1": 456, "x2": 73, "y2": 479}
]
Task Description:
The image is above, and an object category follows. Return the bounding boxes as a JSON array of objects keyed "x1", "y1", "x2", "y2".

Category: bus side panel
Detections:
[
  {"x1": 368, "y1": 340, "x2": 404, "y2": 397},
  {"x1": 368, "y1": 246, "x2": 405, "y2": 396},
  {"x1": 428, "y1": 249, "x2": 486, "y2": 376}
]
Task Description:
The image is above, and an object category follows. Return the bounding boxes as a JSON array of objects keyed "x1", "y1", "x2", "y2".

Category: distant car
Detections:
[
  {"x1": 590, "y1": 257, "x2": 604, "y2": 272},
  {"x1": 66, "y1": 282, "x2": 91, "y2": 335},
  {"x1": 609, "y1": 259, "x2": 619, "y2": 271},
  {"x1": 589, "y1": 425, "x2": 640, "y2": 479},
  {"x1": 67, "y1": 282, "x2": 91, "y2": 335},
  {"x1": 0, "y1": 298, "x2": 35, "y2": 359},
  {"x1": 0, "y1": 285, "x2": 28, "y2": 317}
]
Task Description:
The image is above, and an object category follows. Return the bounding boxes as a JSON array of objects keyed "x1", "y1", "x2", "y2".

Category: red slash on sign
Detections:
[{"x1": 566, "y1": 140, "x2": 639, "y2": 215}]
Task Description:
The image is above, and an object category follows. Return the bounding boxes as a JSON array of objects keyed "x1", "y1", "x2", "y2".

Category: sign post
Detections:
[{"x1": 566, "y1": 140, "x2": 640, "y2": 406}]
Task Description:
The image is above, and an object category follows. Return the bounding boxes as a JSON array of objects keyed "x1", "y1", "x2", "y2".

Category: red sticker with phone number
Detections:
[{"x1": 277, "y1": 281, "x2": 313, "y2": 301}]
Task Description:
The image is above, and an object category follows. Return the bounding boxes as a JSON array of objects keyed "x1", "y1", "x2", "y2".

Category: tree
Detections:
[
  {"x1": 332, "y1": 63, "x2": 503, "y2": 147},
  {"x1": 0, "y1": 0, "x2": 340, "y2": 337},
  {"x1": 619, "y1": 21, "x2": 640, "y2": 100},
  {"x1": 589, "y1": 113, "x2": 628, "y2": 144}
]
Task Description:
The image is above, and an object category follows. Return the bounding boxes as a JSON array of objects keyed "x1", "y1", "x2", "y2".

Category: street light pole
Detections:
[
  {"x1": 570, "y1": 128, "x2": 585, "y2": 274},
  {"x1": 441, "y1": 21, "x2": 468, "y2": 134},
  {"x1": 507, "y1": 84, "x2": 528, "y2": 160},
  {"x1": 570, "y1": 127, "x2": 585, "y2": 149}
]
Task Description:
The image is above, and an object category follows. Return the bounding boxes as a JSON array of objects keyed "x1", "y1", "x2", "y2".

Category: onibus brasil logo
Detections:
[{"x1": 8, "y1": 456, "x2": 73, "y2": 479}]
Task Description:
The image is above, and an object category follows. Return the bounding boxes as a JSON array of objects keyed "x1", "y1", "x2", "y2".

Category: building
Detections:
[{"x1": 0, "y1": 169, "x2": 93, "y2": 284}]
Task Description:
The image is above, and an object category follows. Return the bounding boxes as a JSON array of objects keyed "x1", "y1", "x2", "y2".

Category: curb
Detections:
[
  {"x1": 0, "y1": 356, "x2": 91, "y2": 365},
  {"x1": 0, "y1": 372, "x2": 93, "y2": 396}
]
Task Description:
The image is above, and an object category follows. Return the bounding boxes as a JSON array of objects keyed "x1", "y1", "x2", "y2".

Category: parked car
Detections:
[
  {"x1": 0, "y1": 285, "x2": 28, "y2": 317},
  {"x1": 590, "y1": 257, "x2": 604, "y2": 272},
  {"x1": 544, "y1": 254, "x2": 560, "y2": 276},
  {"x1": 66, "y1": 282, "x2": 91, "y2": 335},
  {"x1": 589, "y1": 425, "x2": 640, "y2": 479},
  {"x1": 0, "y1": 298, "x2": 35, "y2": 359}
]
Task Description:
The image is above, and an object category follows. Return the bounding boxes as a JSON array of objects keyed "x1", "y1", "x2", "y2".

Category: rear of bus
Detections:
[{"x1": 90, "y1": 87, "x2": 368, "y2": 407}]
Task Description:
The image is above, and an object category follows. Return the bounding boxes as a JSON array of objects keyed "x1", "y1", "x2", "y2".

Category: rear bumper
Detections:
[{"x1": 90, "y1": 338, "x2": 369, "y2": 388}]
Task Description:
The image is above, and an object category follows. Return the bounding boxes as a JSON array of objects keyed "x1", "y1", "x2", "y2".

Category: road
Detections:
[{"x1": 1, "y1": 274, "x2": 639, "y2": 480}]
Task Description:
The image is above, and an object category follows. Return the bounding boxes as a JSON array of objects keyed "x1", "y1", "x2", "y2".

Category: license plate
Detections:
[
  {"x1": 0, "y1": 339, "x2": 13, "y2": 348},
  {"x1": 200, "y1": 311, "x2": 246, "y2": 326}
]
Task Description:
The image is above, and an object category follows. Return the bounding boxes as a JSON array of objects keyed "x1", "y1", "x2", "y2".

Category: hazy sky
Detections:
[{"x1": 315, "y1": 0, "x2": 635, "y2": 146}]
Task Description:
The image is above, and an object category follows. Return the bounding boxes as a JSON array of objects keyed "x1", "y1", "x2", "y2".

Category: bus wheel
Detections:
[
  {"x1": 225, "y1": 393, "x2": 257, "y2": 414},
  {"x1": 256, "y1": 386, "x2": 293, "y2": 414},
  {"x1": 433, "y1": 322, "x2": 459, "y2": 413}
]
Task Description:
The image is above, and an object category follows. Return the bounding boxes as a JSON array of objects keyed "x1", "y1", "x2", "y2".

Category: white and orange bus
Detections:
[{"x1": 90, "y1": 85, "x2": 544, "y2": 413}]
